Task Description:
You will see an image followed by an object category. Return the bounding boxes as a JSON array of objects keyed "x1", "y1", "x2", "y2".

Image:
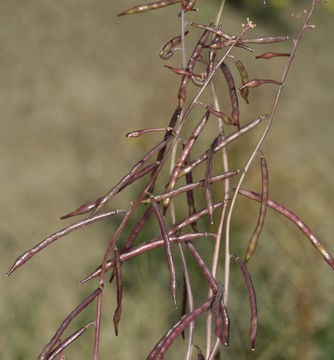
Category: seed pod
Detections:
[
  {"x1": 179, "y1": 116, "x2": 263, "y2": 177},
  {"x1": 159, "y1": 31, "x2": 189, "y2": 60},
  {"x1": 60, "y1": 198, "x2": 102, "y2": 219},
  {"x1": 113, "y1": 247, "x2": 123, "y2": 336},
  {"x1": 177, "y1": 28, "x2": 210, "y2": 109},
  {"x1": 220, "y1": 62, "x2": 240, "y2": 130},
  {"x1": 191, "y1": 73, "x2": 206, "y2": 87},
  {"x1": 180, "y1": 275, "x2": 187, "y2": 339},
  {"x1": 164, "y1": 64, "x2": 203, "y2": 78},
  {"x1": 231, "y1": 255, "x2": 258, "y2": 351},
  {"x1": 237, "y1": 188, "x2": 334, "y2": 269},
  {"x1": 184, "y1": 152, "x2": 198, "y2": 232},
  {"x1": 48, "y1": 322, "x2": 95, "y2": 360},
  {"x1": 146, "y1": 298, "x2": 214, "y2": 359},
  {"x1": 242, "y1": 35, "x2": 289, "y2": 44},
  {"x1": 163, "y1": 111, "x2": 210, "y2": 211},
  {"x1": 197, "y1": 102, "x2": 233, "y2": 126},
  {"x1": 208, "y1": 35, "x2": 289, "y2": 49},
  {"x1": 239, "y1": 79, "x2": 283, "y2": 91},
  {"x1": 228, "y1": 55, "x2": 250, "y2": 104},
  {"x1": 151, "y1": 198, "x2": 177, "y2": 307},
  {"x1": 126, "y1": 127, "x2": 175, "y2": 138},
  {"x1": 190, "y1": 22, "x2": 233, "y2": 40},
  {"x1": 214, "y1": 283, "x2": 230, "y2": 347},
  {"x1": 118, "y1": 0, "x2": 181, "y2": 16},
  {"x1": 256, "y1": 52, "x2": 290, "y2": 60},
  {"x1": 205, "y1": 135, "x2": 222, "y2": 224},
  {"x1": 245, "y1": 154, "x2": 269, "y2": 263}
]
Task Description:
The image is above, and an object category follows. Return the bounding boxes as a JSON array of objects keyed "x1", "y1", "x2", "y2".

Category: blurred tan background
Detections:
[{"x1": 1, "y1": 0, "x2": 333, "y2": 359}]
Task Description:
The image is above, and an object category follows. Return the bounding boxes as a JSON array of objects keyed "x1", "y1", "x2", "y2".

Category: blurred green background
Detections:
[{"x1": 1, "y1": 0, "x2": 333, "y2": 359}]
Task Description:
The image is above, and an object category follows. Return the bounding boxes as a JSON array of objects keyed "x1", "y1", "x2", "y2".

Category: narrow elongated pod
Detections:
[
  {"x1": 7, "y1": 210, "x2": 126, "y2": 276},
  {"x1": 245, "y1": 154, "x2": 269, "y2": 263},
  {"x1": 185, "y1": 241, "x2": 217, "y2": 292},
  {"x1": 38, "y1": 288, "x2": 102, "y2": 360},
  {"x1": 197, "y1": 102, "x2": 234, "y2": 126},
  {"x1": 180, "y1": 275, "x2": 188, "y2": 339},
  {"x1": 255, "y1": 52, "x2": 290, "y2": 59},
  {"x1": 164, "y1": 64, "x2": 203, "y2": 78},
  {"x1": 160, "y1": 31, "x2": 189, "y2": 60},
  {"x1": 81, "y1": 203, "x2": 226, "y2": 283},
  {"x1": 213, "y1": 283, "x2": 230, "y2": 347},
  {"x1": 150, "y1": 107, "x2": 181, "y2": 194},
  {"x1": 147, "y1": 297, "x2": 214, "y2": 359},
  {"x1": 60, "y1": 197, "x2": 102, "y2": 219},
  {"x1": 220, "y1": 62, "x2": 240, "y2": 129},
  {"x1": 126, "y1": 127, "x2": 175, "y2": 137},
  {"x1": 140, "y1": 171, "x2": 239, "y2": 204},
  {"x1": 189, "y1": 22, "x2": 234, "y2": 40},
  {"x1": 81, "y1": 233, "x2": 215, "y2": 284},
  {"x1": 205, "y1": 134, "x2": 222, "y2": 224},
  {"x1": 163, "y1": 111, "x2": 210, "y2": 211},
  {"x1": 92, "y1": 134, "x2": 173, "y2": 216},
  {"x1": 121, "y1": 205, "x2": 154, "y2": 253},
  {"x1": 228, "y1": 54, "x2": 250, "y2": 104},
  {"x1": 151, "y1": 198, "x2": 177, "y2": 307},
  {"x1": 185, "y1": 153, "x2": 199, "y2": 232},
  {"x1": 239, "y1": 79, "x2": 283, "y2": 91},
  {"x1": 118, "y1": 0, "x2": 181, "y2": 16},
  {"x1": 208, "y1": 35, "x2": 289, "y2": 49},
  {"x1": 237, "y1": 188, "x2": 334, "y2": 269},
  {"x1": 179, "y1": 116, "x2": 264, "y2": 177},
  {"x1": 47, "y1": 322, "x2": 95, "y2": 360},
  {"x1": 113, "y1": 247, "x2": 123, "y2": 336},
  {"x1": 177, "y1": 28, "x2": 211, "y2": 109},
  {"x1": 231, "y1": 255, "x2": 258, "y2": 351}
]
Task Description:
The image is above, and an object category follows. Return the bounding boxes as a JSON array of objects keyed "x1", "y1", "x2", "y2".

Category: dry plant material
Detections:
[
  {"x1": 38, "y1": 288, "x2": 102, "y2": 360},
  {"x1": 81, "y1": 233, "x2": 215, "y2": 284},
  {"x1": 179, "y1": 116, "x2": 264, "y2": 177},
  {"x1": 205, "y1": 135, "x2": 222, "y2": 224},
  {"x1": 147, "y1": 297, "x2": 214, "y2": 359},
  {"x1": 255, "y1": 52, "x2": 290, "y2": 59},
  {"x1": 231, "y1": 255, "x2": 258, "y2": 351},
  {"x1": 213, "y1": 283, "x2": 230, "y2": 347},
  {"x1": 184, "y1": 153, "x2": 199, "y2": 232},
  {"x1": 245, "y1": 154, "x2": 269, "y2": 263},
  {"x1": 48, "y1": 322, "x2": 95, "y2": 360},
  {"x1": 209, "y1": 35, "x2": 289, "y2": 49},
  {"x1": 160, "y1": 31, "x2": 189, "y2": 60},
  {"x1": 228, "y1": 54, "x2": 250, "y2": 103},
  {"x1": 238, "y1": 188, "x2": 334, "y2": 269},
  {"x1": 7, "y1": 210, "x2": 126, "y2": 275},
  {"x1": 7, "y1": 1, "x2": 333, "y2": 359},
  {"x1": 180, "y1": 275, "x2": 188, "y2": 339},
  {"x1": 113, "y1": 247, "x2": 123, "y2": 336},
  {"x1": 164, "y1": 64, "x2": 204, "y2": 78},
  {"x1": 220, "y1": 62, "x2": 240, "y2": 129},
  {"x1": 126, "y1": 127, "x2": 175, "y2": 138},
  {"x1": 164, "y1": 111, "x2": 210, "y2": 211},
  {"x1": 151, "y1": 197, "x2": 177, "y2": 306},
  {"x1": 118, "y1": 0, "x2": 181, "y2": 16},
  {"x1": 239, "y1": 78, "x2": 283, "y2": 91},
  {"x1": 197, "y1": 102, "x2": 233, "y2": 126}
]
